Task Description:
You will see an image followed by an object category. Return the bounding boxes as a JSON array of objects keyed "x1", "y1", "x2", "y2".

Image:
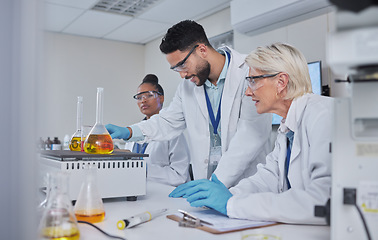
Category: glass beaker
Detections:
[
  {"x1": 74, "y1": 164, "x2": 105, "y2": 223},
  {"x1": 38, "y1": 172, "x2": 80, "y2": 240},
  {"x1": 84, "y1": 87, "x2": 114, "y2": 154},
  {"x1": 69, "y1": 96, "x2": 83, "y2": 151}
]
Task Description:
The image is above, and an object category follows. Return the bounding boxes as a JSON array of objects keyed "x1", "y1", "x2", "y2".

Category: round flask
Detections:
[{"x1": 84, "y1": 88, "x2": 113, "y2": 154}]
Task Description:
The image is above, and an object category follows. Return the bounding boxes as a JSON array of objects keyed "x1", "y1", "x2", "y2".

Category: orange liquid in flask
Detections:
[
  {"x1": 84, "y1": 134, "x2": 113, "y2": 154},
  {"x1": 75, "y1": 209, "x2": 105, "y2": 223}
]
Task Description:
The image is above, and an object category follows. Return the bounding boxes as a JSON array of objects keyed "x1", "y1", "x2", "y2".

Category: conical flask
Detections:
[
  {"x1": 84, "y1": 87, "x2": 114, "y2": 154},
  {"x1": 74, "y1": 164, "x2": 105, "y2": 223},
  {"x1": 69, "y1": 96, "x2": 83, "y2": 151},
  {"x1": 38, "y1": 172, "x2": 80, "y2": 240}
]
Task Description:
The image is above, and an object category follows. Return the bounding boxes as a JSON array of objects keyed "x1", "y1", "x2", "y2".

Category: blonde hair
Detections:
[{"x1": 245, "y1": 42, "x2": 312, "y2": 99}]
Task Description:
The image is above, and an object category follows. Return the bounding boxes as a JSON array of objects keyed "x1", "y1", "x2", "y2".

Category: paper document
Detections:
[{"x1": 174, "y1": 209, "x2": 276, "y2": 232}]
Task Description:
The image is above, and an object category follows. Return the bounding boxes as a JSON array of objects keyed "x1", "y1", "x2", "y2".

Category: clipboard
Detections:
[{"x1": 167, "y1": 209, "x2": 278, "y2": 234}]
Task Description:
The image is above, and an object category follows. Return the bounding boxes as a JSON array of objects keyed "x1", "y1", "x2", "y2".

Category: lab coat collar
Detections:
[
  {"x1": 278, "y1": 93, "x2": 312, "y2": 134},
  {"x1": 218, "y1": 46, "x2": 246, "y2": 69},
  {"x1": 194, "y1": 46, "x2": 247, "y2": 125}
]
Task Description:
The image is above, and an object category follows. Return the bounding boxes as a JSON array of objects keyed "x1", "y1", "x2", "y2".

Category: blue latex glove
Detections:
[
  {"x1": 169, "y1": 179, "x2": 210, "y2": 198},
  {"x1": 169, "y1": 174, "x2": 232, "y2": 215},
  {"x1": 105, "y1": 124, "x2": 130, "y2": 140}
]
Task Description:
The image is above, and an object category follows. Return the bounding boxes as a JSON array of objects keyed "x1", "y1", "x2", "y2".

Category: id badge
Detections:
[{"x1": 208, "y1": 146, "x2": 222, "y2": 179}]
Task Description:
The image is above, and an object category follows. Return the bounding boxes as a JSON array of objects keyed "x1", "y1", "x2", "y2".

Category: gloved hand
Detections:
[
  {"x1": 105, "y1": 124, "x2": 130, "y2": 140},
  {"x1": 169, "y1": 179, "x2": 210, "y2": 198},
  {"x1": 170, "y1": 174, "x2": 232, "y2": 215}
]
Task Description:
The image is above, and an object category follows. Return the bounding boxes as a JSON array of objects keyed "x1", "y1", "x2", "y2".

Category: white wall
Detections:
[{"x1": 42, "y1": 33, "x2": 145, "y2": 140}]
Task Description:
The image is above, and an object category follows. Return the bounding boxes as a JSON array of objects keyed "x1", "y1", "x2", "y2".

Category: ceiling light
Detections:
[{"x1": 92, "y1": 0, "x2": 161, "y2": 17}]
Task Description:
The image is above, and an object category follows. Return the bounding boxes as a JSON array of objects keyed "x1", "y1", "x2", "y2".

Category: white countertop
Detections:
[{"x1": 78, "y1": 181, "x2": 330, "y2": 240}]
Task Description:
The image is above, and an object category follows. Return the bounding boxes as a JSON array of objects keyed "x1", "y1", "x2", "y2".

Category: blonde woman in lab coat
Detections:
[
  {"x1": 125, "y1": 74, "x2": 190, "y2": 186},
  {"x1": 170, "y1": 43, "x2": 333, "y2": 225}
]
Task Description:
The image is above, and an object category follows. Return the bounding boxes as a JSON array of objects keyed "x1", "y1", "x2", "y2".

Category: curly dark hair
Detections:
[
  {"x1": 140, "y1": 74, "x2": 164, "y2": 96},
  {"x1": 159, "y1": 20, "x2": 212, "y2": 54}
]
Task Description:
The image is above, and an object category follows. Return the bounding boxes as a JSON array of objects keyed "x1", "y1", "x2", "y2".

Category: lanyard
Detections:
[
  {"x1": 133, "y1": 142, "x2": 148, "y2": 154},
  {"x1": 204, "y1": 89, "x2": 222, "y2": 135},
  {"x1": 203, "y1": 50, "x2": 230, "y2": 135}
]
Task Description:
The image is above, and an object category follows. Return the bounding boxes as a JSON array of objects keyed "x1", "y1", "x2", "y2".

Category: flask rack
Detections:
[{"x1": 39, "y1": 150, "x2": 148, "y2": 201}]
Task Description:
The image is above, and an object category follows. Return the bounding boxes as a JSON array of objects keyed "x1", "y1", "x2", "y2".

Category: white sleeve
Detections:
[{"x1": 146, "y1": 134, "x2": 190, "y2": 186}]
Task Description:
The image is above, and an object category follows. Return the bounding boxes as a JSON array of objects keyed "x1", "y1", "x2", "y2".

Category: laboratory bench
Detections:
[{"x1": 78, "y1": 181, "x2": 330, "y2": 240}]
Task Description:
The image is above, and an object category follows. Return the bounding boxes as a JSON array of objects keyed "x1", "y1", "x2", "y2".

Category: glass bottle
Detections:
[
  {"x1": 84, "y1": 87, "x2": 114, "y2": 154},
  {"x1": 51, "y1": 137, "x2": 62, "y2": 150},
  {"x1": 74, "y1": 164, "x2": 105, "y2": 223},
  {"x1": 45, "y1": 137, "x2": 53, "y2": 150},
  {"x1": 70, "y1": 96, "x2": 83, "y2": 151},
  {"x1": 38, "y1": 172, "x2": 80, "y2": 240}
]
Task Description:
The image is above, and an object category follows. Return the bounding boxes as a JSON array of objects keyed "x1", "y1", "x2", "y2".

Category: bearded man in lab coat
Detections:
[{"x1": 106, "y1": 20, "x2": 272, "y2": 188}]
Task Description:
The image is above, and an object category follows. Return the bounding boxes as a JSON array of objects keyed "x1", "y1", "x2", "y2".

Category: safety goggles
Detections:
[
  {"x1": 170, "y1": 45, "x2": 199, "y2": 72},
  {"x1": 245, "y1": 72, "x2": 280, "y2": 91},
  {"x1": 133, "y1": 91, "x2": 162, "y2": 102}
]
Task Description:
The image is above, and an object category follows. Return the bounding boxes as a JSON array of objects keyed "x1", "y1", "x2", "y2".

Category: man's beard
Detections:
[{"x1": 195, "y1": 60, "x2": 211, "y2": 86}]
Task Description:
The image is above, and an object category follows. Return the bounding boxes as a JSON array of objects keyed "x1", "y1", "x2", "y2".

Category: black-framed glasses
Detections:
[
  {"x1": 245, "y1": 72, "x2": 280, "y2": 91},
  {"x1": 170, "y1": 45, "x2": 199, "y2": 72},
  {"x1": 133, "y1": 91, "x2": 162, "y2": 101}
]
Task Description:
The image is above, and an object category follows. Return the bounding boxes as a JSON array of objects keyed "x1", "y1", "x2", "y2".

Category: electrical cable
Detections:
[
  {"x1": 78, "y1": 221, "x2": 127, "y2": 240},
  {"x1": 353, "y1": 203, "x2": 372, "y2": 240}
]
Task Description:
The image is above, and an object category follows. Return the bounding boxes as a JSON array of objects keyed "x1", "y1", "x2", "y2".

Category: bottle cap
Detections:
[{"x1": 117, "y1": 219, "x2": 129, "y2": 230}]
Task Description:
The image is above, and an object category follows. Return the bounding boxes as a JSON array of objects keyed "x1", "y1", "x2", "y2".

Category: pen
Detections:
[{"x1": 117, "y1": 208, "x2": 168, "y2": 229}]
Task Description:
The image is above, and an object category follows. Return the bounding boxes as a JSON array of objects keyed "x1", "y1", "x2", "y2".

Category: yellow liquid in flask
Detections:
[
  {"x1": 41, "y1": 225, "x2": 80, "y2": 240},
  {"x1": 69, "y1": 137, "x2": 81, "y2": 151},
  {"x1": 84, "y1": 134, "x2": 113, "y2": 154}
]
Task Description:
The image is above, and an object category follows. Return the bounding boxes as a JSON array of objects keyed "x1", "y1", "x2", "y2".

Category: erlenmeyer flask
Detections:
[
  {"x1": 84, "y1": 87, "x2": 114, "y2": 154},
  {"x1": 38, "y1": 172, "x2": 80, "y2": 240},
  {"x1": 69, "y1": 96, "x2": 83, "y2": 151},
  {"x1": 74, "y1": 164, "x2": 105, "y2": 223}
]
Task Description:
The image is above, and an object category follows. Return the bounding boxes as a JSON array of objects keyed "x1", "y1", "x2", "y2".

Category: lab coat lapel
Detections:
[
  {"x1": 287, "y1": 95, "x2": 310, "y2": 187},
  {"x1": 194, "y1": 86, "x2": 209, "y2": 120},
  {"x1": 220, "y1": 47, "x2": 246, "y2": 145}
]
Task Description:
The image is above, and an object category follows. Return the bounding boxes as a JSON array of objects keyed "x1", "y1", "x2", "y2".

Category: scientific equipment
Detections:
[
  {"x1": 39, "y1": 150, "x2": 147, "y2": 200},
  {"x1": 74, "y1": 164, "x2": 105, "y2": 223},
  {"x1": 84, "y1": 87, "x2": 114, "y2": 154},
  {"x1": 117, "y1": 208, "x2": 168, "y2": 229},
  {"x1": 70, "y1": 96, "x2": 83, "y2": 152},
  {"x1": 38, "y1": 171, "x2": 80, "y2": 240},
  {"x1": 327, "y1": 4, "x2": 378, "y2": 240}
]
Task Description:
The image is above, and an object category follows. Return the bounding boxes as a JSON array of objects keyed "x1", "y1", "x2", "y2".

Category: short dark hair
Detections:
[
  {"x1": 141, "y1": 74, "x2": 164, "y2": 96},
  {"x1": 159, "y1": 20, "x2": 212, "y2": 54}
]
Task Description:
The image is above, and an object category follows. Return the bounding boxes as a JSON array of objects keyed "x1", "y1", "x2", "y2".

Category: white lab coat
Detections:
[
  {"x1": 125, "y1": 134, "x2": 190, "y2": 186},
  {"x1": 135, "y1": 46, "x2": 272, "y2": 187},
  {"x1": 227, "y1": 94, "x2": 333, "y2": 224},
  {"x1": 125, "y1": 133, "x2": 190, "y2": 187}
]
